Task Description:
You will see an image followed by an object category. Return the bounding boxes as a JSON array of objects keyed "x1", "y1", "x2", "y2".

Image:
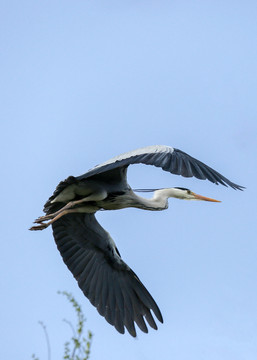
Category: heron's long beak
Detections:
[{"x1": 192, "y1": 192, "x2": 221, "y2": 202}]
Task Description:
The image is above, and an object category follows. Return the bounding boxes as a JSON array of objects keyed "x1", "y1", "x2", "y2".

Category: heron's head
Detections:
[{"x1": 168, "y1": 187, "x2": 221, "y2": 202}]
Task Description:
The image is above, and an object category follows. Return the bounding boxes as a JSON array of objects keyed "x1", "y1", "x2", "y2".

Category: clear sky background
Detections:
[{"x1": 1, "y1": 1, "x2": 256, "y2": 359}]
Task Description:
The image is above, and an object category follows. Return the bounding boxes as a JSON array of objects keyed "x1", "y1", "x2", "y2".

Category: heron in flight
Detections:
[{"x1": 30, "y1": 145, "x2": 243, "y2": 337}]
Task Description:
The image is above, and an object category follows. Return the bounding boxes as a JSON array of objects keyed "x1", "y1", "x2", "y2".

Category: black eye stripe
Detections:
[{"x1": 174, "y1": 187, "x2": 190, "y2": 191}]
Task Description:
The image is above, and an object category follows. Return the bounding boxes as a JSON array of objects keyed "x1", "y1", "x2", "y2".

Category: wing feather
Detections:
[
  {"x1": 51, "y1": 212, "x2": 163, "y2": 337},
  {"x1": 76, "y1": 145, "x2": 243, "y2": 190}
]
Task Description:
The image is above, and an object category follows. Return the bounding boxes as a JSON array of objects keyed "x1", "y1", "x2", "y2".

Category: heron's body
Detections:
[
  {"x1": 30, "y1": 145, "x2": 243, "y2": 337},
  {"x1": 50, "y1": 182, "x2": 170, "y2": 212}
]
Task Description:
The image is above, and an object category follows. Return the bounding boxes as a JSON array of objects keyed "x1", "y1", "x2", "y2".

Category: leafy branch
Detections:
[
  {"x1": 32, "y1": 291, "x2": 93, "y2": 360},
  {"x1": 59, "y1": 291, "x2": 93, "y2": 360}
]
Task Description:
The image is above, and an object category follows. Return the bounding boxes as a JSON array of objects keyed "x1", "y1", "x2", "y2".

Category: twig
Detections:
[{"x1": 38, "y1": 321, "x2": 51, "y2": 360}]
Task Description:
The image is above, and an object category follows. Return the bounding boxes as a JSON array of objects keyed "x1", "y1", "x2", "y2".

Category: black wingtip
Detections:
[
  {"x1": 236, "y1": 185, "x2": 246, "y2": 191},
  {"x1": 226, "y1": 183, "x2": 245, "y2": 191},
  {"x1": 133, "y1": 188, "x2": 162, "y2": 193}
]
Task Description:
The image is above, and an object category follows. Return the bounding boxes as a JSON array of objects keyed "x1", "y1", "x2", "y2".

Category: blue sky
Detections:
[{"x1": 1, "y1": 1, "x2": 257, "y2": 359}]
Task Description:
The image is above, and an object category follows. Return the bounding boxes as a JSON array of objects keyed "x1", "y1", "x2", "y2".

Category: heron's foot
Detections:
[
  {"x1": 29, "y1": 222, "x2": 50, "y2": 231},
  {"x1": 33, "y1": 214, "x2": 53, "y2": 224},
  {"x1": 33, "y1": 200, "x2": 81, "y2": 224},
  {"x1": 30, "y1": 208, "x2": 80, "y2": 231}
]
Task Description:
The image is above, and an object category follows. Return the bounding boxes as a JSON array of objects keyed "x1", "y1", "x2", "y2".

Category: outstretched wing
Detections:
[
  {"x1": 76, "y1": 145, "x2": 244, "y2": 190},
  {"x1": 52, "y1": 213, "x2": 163, "y2": 337}
]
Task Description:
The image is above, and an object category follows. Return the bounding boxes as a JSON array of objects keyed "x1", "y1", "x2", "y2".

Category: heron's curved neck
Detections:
[{"x1": 133, "y1": 188, "x2": 176, "y2": 211}]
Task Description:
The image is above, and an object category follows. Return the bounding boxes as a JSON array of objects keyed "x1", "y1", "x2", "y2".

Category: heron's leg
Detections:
[
  {"x1": 30, "y1": 208, "x2": 81, "y2": 231},
  {"x1": 34, "y1": 198, "x2": 90, "y2": 223},
  {"x1": 34, "y1": 190, "x2": 107, "y2": 224}
]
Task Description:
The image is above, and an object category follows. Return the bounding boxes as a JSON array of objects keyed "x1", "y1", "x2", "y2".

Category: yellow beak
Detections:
[{"x1": 192, "y1": 192, "x2": 221, "y2": 202}]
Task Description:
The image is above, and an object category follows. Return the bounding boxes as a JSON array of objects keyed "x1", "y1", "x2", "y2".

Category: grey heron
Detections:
[{"x1": 30, "y1": 145, "x2": 243, "y2": 337}]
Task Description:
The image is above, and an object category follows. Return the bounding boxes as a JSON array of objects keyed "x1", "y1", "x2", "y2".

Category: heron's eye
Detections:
[{"x1": 187, "y1": 190, "x2": 191, "y2": 195}]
